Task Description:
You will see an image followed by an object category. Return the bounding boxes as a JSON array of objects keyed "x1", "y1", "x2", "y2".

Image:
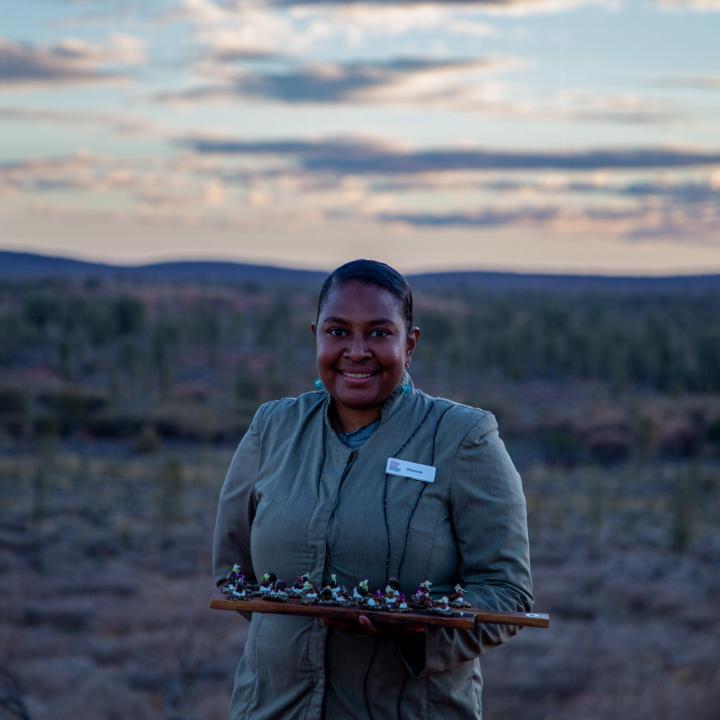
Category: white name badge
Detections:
[{"x1": 385, "y1": 457, "x2": 436, "y2": 483}]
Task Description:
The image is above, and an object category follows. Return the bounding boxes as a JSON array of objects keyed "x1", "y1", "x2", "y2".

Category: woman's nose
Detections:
[{"x1": 344, "y1": 334, "x2": 371, "y2": 360}]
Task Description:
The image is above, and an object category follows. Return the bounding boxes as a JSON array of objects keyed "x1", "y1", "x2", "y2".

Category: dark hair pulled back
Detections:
[{"x1": 316, "y1": 259, "x2": 414, "y2": 331}]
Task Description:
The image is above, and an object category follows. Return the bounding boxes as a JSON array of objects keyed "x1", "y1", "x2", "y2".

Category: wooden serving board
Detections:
[{"x1": 210, "y1": 592, "x2": 549, "y2": 629}]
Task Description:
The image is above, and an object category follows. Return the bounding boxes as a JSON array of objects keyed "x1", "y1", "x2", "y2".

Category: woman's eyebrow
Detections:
[{"x1": 322, "y1": 316, "x2": 397, "y2": 326}]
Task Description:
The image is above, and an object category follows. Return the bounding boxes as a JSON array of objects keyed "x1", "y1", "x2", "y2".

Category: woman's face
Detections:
[{"x1": 312, "y1": 281, "x2": 419, "y2": 423}]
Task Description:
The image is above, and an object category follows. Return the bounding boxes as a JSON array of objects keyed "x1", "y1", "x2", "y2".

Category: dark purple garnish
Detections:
[
  {"x1": 430, "y1": 596, "x2": 454, "y2": 616},
  {"x1": 409, "y1": 582, "x2": 434, "y2": 609},
  {"x1": 267, "y1": 578, "x2": 289, "y2": 602},
  {"x1": 221, "y1": 564, "x2": 250, "y2": 600},
  {"x1": 449, "y1": 583, "x2": 471, "y2": 608},
  {"x1": 352, "y1": 579, "x2": 370, "y2": 602},
  {"x1": 300, "y1": 581, "x2": 319, "y2": 605}
]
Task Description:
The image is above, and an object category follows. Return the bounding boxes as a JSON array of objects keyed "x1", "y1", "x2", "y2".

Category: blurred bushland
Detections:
[
  {"x1": 1, "y1": 275, "x2": 719, "y2": 719},
  {"x1": 1, "y1": 277, "x2": 718, "y2": 464}
]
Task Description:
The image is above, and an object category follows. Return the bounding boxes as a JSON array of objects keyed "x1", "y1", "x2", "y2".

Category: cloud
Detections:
[
  {"x1": 375, "y1": 200, "x2": 720, "y2": 246},
  {"x1": 158, "y1": 62, "x2": 677, "y2": 124},
  {"x1": 0, "y1": 107, "x2": 165, "y2": 137},
  {"x1": 5, "y1": 146, "x2": 719, "y2": 249},
  {"x1": 206, "y1": 47, "x2": 283, "y2": 62},
  {"x1": 655, "y1": 0, "x2": 720, "y2": 11},
  {"x1": 172, "y1": 1, "x2": 611, "y2": 75},
  {"x1": 369, "y1": 172, "x2": 720, "y2": 202},
  {"x1": 624, "y1": 207, "x2": 720, "y2": 244},
  {"x1": 660, "y1": 75, "x2": 720, "y2": 91},
  {"x1": 174, "y1": 0, "x2": 234, "y2": 24},
  {"x1": 477, "y1": 174, "x2": 720, "y2": 203},
  {"x1": 157, "y1": 56, "x2": 508, "y2": 106},
  {"x1": 176, "y1": 0, "x2": 497, "y2": 62},
  {"x1": 379, "y1": 206, "x2": 561, "y2": 227},
  {"x1": 0, "y1": 152, "x2": 214, "y2": 201},
  {"x1": 557, "y1": 91, "x2": 680, "y2": 126},
  {"x1": 0, "y1": 153, "x2": 105, "y2": 195},
  {"x1": 179, "y1": 135, "x2": 720, "y2": 174},
  {"x1": 265, "y1": 0, "x2": 614, "y2": 14},
  {"x1": 0, "y1": 35, "x2": 145, "y2": 87},
  {"x1": 285, "y1": 3, "x2": 496, "y2": 38},
  {"x1": 0, "y1": 151, "x2": 281, "y2": 221},
  {"x1": 175, "y1": 0, "x2": 332, "y2": 57},
  {"x1": 621, "y1": 179, "x2": 720, "y2": 204}
]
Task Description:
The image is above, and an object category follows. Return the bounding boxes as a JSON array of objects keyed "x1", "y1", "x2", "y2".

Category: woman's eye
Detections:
[
  {"x1": 370, "y1": 329, "x2": 390, "y2": 338},
  {"x1": 328, "y1": 328, "x2": 347, "y2": 337}
]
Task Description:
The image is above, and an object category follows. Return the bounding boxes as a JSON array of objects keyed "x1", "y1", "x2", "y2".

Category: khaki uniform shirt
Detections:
[{"x1": 213, "y1": 381, "x2": 533, "y2": 719}]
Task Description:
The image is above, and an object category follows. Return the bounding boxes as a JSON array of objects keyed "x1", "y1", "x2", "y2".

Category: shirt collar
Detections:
[
  {"x1": 322, "y1": 371, "x2": 414, "y2": 432},
  {"x1": 380, "y1": 371, "x2": 413, "y2": 423}
]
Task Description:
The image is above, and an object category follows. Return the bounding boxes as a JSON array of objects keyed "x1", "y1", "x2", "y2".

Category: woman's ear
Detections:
[
  {"x1": 406, "y1": 326, "x2": 421, "y2": 362},
  {"x1": 311, "y1": 322, "x2": 317, "y2": 339}
]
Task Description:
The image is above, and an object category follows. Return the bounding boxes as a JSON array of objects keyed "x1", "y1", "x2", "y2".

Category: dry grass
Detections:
[{"x1": 1, "y1": 445, "x2": 718, "y2": 719}]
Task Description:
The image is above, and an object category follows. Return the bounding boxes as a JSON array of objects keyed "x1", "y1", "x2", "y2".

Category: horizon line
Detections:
[{"x1": 1, "y1": 246, "x2": 719, "y2": 280}]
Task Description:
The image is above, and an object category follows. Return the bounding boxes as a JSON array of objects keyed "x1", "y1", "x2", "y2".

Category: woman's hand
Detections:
[{"x1": 322, "y1": 615, "x2": 426, "y2": 638}]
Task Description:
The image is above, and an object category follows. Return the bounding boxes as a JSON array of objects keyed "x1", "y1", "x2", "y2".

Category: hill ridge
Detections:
[{"x1": 1, "y1": 250, "x2": 718, "y2": 291}]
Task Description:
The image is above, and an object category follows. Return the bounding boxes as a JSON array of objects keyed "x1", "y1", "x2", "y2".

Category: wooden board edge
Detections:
[{"x1": 209, "y1": 592, "x2": 549, "y2": 629}]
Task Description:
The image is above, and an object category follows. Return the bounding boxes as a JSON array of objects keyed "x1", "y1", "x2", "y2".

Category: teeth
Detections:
[{"x1": 344, "y1": 372, "x2": 372, "y2": 379}]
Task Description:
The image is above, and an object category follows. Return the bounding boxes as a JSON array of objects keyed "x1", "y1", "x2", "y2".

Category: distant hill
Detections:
[
  {"x1": 0, "y1": 251, "x2": 325, "y2": 285},
  {"x1": 411, "y1": 270, "x2": 720, "y2": 293},
  {"x1": 1, "y1": 250, "x2": 719, "y2": 293}
]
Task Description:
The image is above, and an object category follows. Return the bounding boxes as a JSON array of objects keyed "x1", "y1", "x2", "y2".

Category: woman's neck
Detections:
[{"x1": 330, "y1": 403, "x2": 382, "y2": 434}]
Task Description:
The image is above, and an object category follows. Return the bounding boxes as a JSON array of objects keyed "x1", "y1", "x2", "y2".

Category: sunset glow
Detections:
[{"x1": 2, "y1": 1, "x2": 719, "y2": 274}]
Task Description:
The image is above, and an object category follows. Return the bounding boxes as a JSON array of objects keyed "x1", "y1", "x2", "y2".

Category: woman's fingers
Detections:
[{"x1": 358, "y1": 615, "x2": 380, "y2": 636}]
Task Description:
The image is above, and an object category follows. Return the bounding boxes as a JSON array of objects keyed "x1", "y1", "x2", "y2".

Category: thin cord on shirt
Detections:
[
  {"x1": 370, "y1": 402, "x2": 452, "y2": 720},
  {"x1": 363, "y1": 639, "x2": 381, "y2": 719},
  {"x1": 394, "y1": 403, "x2": 452, "y2": 720},
  {"x1": 382, "y1": 403, "x2": 435, "y2": 584},
  {"x1": 395, "y1": 403, "x2": 453, "y2": 581},
  {"x1": 367, "y1": 401, "x2": 436, "y2": 720}
]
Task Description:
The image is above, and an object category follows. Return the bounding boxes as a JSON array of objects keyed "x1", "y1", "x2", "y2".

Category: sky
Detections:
[{"x1": 1, "y1": 0, "x2": 719, "y2": 275}]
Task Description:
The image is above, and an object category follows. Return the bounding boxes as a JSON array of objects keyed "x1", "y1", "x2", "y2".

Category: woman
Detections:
[{"x1": 213, "y1": 259, "x2": 533, "y2": 719}]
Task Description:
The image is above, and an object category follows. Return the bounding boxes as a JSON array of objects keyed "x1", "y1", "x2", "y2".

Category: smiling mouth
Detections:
[{"x1": 339, "y1": 371, "x2": 375, "y2": 380}]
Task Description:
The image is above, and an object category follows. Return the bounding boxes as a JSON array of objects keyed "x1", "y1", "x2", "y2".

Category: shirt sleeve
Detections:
[
  {"x1": 401, "y1": 412, "x2": 534, "y2": 677},
  {"x1": 212, "y1": 407, "x2": 263, "y2": 588}
]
